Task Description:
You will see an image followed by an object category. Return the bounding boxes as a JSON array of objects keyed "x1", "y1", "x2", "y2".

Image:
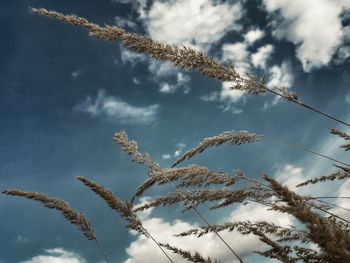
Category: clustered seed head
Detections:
[
  {"x1": 76, "y1": 176, "x2": 148, "y2": 237},
  {"x1": 172, "y1": 131, "x2": 261, "y2": 167},
  {"x1": 31, "y1": 8, "x2": 301, "y2": 103},
  {"x1": 2, "y1": 190, "x2": 96, "y2": 240}
]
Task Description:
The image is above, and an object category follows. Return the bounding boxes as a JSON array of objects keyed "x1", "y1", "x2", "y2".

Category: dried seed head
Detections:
[
  {"x1": 173, "y1": 131, "x2": 261, "y2": 167},
  {"x1": 2, "y1": 189, "x2": 95, "y2": 240}
]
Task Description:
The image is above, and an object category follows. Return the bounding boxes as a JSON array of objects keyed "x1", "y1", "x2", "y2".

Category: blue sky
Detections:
[{"x1": 1, "y1": 0, "x2": 350, "y2": 262}]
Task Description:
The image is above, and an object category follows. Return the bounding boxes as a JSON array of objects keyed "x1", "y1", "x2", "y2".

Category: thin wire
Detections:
[
  {"x1": 94, "y1": 239, "x2": 110, "y2": 263},
  {"x1": 260, "y1": 135, "x2": 350, "y2": 168},
  {"x1": 143, "y1": 228, "x2": 175, "y2": 263},
  {"x1": 160, "y1": 175, "x2": 244, "y2": 263},
  {"x1": 264, "y1": 87, "x2": 350, "y2": 127},
  {"x1": 314, "y1": 199, "x2": 350, "y2": 213},
  {"x1": 311, "y1": 196, "x2": 350, "y2": 199}
]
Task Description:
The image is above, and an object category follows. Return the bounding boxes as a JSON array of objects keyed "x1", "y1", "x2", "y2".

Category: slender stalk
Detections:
[
  {"x1": 311, "y1": 196, "x2": 350, "y2": 199},
  {"x1": 261, "y1": 135, "x2": 350, "y2": 168},
  {"x1": 94, "y1": 239, "x2": 110, "y2": 263},
  {"x1": 265, "y1": 87, "x2": 350, "y2": 127}
]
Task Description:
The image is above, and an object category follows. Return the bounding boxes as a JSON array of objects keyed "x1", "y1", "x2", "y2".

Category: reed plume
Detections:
[
  {"x1": 160, "y1": 243, "x2": 220, "y2": 263},
  {"x1": 30, "y1": 8, "x2": 300, "y2": 100},
  {"x1": 172, "y1": 131, "x2": 261, "y2": 167},
  {"x1": 331, "y1": 128, "x2": 350, "y2": 151},
  {"x1": 2, "y1": 189, "x2": 96, "y2": 240},
  {"x1": 296, "y1": 165, "x2": 350, "y2": 187},
  {"x1": 331, "y1": 128, "x2": 350, "y2": 140},
  {"x1": 132, "y1": 165, "x2": 236, "y2": 202},
  {"x1": 113, "y1": 131, "x2": 161, "y2": 174},
  {"x1": 76, "y1": 176, "x2": 175, "y2": 262},
  {"x1": 263, "y1": 174, "x2": 350, "y2": 262},
  {"x1": 176, "y1": 221, "x2": 308, "y2": 242},
  {"x1": 76, "y1": 176, "x2": 147, "y2": 236},
  {"x1": 32, "y1": 7, "x2": 350, "y2": 130},
  {"x1": 134, "y1": 189, "x2": 256, "y2": 212}
]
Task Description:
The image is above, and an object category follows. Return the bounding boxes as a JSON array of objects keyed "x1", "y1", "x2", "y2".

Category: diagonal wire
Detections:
[
  {"x1": 142, "y1": 228, "x2": 175, "y2": 263},
  {"x1": 311, "y1": 196, "x2": 350, "y2": 199},
  {"x1": 260, "y1": 135, "x2": 350, "y2": 168},
  {"x1": 264, "y1": 87, "x2": 350, "y2": 127},
  {"x1": 158, "y1": 174, "x2": 244, "y2": 263},
  {"x1": 313, "y1": 199, "x2": 350, "y2": 213}
]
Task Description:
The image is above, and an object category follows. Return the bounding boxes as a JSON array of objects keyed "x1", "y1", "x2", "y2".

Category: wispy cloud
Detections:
[
  {"x1": 251, "y1": 44, "x2": 274, "y2": 69},
  {"x1": 244, "y1": 28, "x2": 265, "y2": 45},
  {"x1": 162, "y1": 143, "x2": 186, "y2": 160},
  {"x1": 159, "y1": 73, "x2": 190, "y2": 94},
  {"x1": 75, "y1": 89, "x2": 159, "y2": 124},
  {"x1": 21, "y1": 248, "x2": 85, "y2": 263},
  {"x1": 71, "y1": 69, "x2": 83, "y2": 79},
  {"x1": 115, "y1": 16, "x2": 138, "y2": 30},
  {"x1": 264, "y1": 61, "x2": 294, "y2": 108},
  {"x1": 202, "y1": 82, "x2": 246, "y2": 115}
]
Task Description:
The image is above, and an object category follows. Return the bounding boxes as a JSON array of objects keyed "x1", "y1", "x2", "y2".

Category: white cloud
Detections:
[
  {"x1": 115, "y1": 16, "x2": 138, "y2": 30},
  {"x1": 119, "y1": 0, "x2": 244, "y2": 95},
  {"x1": 17, "y1": 235, "x2": 29, "y2": 243},
  {"x1": 330, "y1": 179, "x2": 350, "y2": 221},
  {"x1": 148, "y1": 61, "x2": 177, "y2": 79},
  {"x1": 21, "y1": 248, "x2": 85, "y2": 263},
  {"x1": 159, "y1": 73, "x2": 191, "y2": 94},
  {"x1": 75, "y1": 89, "x2": 159, "y2": 124},
  {"x1": 220, "y1": 82, "x2": 246, "y2": 104},
  {"x1": 244, "y1": 28, "x2": 265, "y2": 45},
  {"x1": 221, "y1": 42, "x2": 250, "y2": 71},
  {"x1": 111, "y1": 0, "x2": 131, "y2": 3},
  {"x1": 71, "y1": 70, "x2": 83, "y2": 79},
  {"x1": 158, "y1": 83, "x2": 177, "y2": 94},
  {"x1": 346, "y1": 93, "x2": 350, "y2": 104},
  {"x1": 120, "y1": 49, "x2": 146, "y2": 66},
  {"x1": 201, "y1": 82, "x2": 246, "y2": 115},
  {"x1": 174, "y1": 143, "x2": 186, "y2": 157},
  {"x1": 264, "y1": 61, "x2": 294, "y2": 107},
  {"x1": 161, "y1": 154, "x2": 171, "y2": 160},
  {"x1": 336, "y1": 46, "x2": 350, "y2": 64},
  {"x1": 201, "y1": 92, "x2": 219, "y2": 102},
  {"x1": 263, "y1": 0, "x2": 350, "y2": 71},
  {"x1": 222, "y1": 42, "x2": 249, "y2": 62},
  {"x1": 132, "y1": 77, "x2": 140, "y2": 85},
  {"x1": 141, "y1": 0, "x2": 243, "y2": 51},
  {"x1": 275, "y1": 164, "x2": 305, "y2": 192},
  {"x1": 124, "y1": 202, "x2": 294, "y2": 263},
  {"x1": 267, "y1": 61, "x2": 294, "y2": 89},
  {"x1": 251, "y1": 44, "x2": 274, "y2": 69},
  {"x1": 343, "y1": 25, "x2": 350, "y2": 42},
  {"x1": 162, "y1": 143, "x2": 186, "y2": 160}
]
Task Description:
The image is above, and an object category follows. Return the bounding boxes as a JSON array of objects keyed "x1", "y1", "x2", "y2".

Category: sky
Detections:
[{"x1": 1, "y1": 0, "x2": 350, "y2": 262}]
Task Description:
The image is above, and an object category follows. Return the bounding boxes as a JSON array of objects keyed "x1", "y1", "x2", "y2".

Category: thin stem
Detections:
[
  {"x1": 314, "y1": 199, "x2": 350, "y2": 213},
  {"x1": 94, "y1": 239, "x2": 110, "y2": 263},
  {"x1": 145, "y1": 229, "x2": 175, "y2": 263},
  {"x1": 311, "y1": 196, "x2": 350, "y2": 199},
  {"x1": 261, "y1": 135, "x2": 350, "y2": 168},
  {"x1": 265, "y1": 87, "x2": 350, "y2": 127}
]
